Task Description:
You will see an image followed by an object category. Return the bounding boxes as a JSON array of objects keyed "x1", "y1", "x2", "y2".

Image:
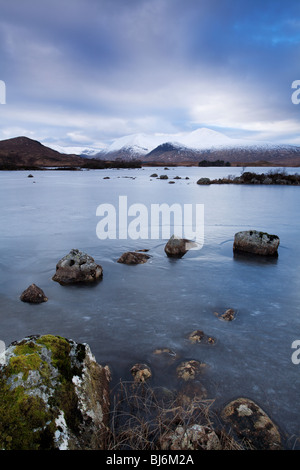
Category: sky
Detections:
[{"x1": 0, "y1": 0, "x2": 300, "y2": 150}]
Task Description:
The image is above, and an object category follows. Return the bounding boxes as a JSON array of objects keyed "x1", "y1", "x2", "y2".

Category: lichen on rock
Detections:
[
  {"x1": 221, "y1": 397, "x2": 282, "y2": 450},
  {"x1": 0, "y1": 335, "x2": 110, "y2": 450},
  {"x1": 233, "y1": 230, "x2": 280, "y2": 256},
  {"x1": 52, "y1": 249, "x2": 103, "y2": 285}
]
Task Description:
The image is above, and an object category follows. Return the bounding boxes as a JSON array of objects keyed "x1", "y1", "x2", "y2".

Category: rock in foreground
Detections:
[
  {"x1": 0, "y1": 335, "x2": 110, "y2": 450},
  {"x1": 233, "y1": 230, "x2": 280, "y2": 256},
  {"x1": 159, "y1": 424, "x2": 221, "y2": 450},
  {"x1": 52, "y1": 249, "x2": 103, "y2": 285},
  {"x1": 221, "y1": 397, "x2": 282, "y2": 450},
  {"x1": 20, "y1": 284, "x2": 48, "y2": 304}
]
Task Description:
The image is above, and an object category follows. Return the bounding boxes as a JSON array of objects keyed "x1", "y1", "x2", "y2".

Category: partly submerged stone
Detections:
[
  {"x1": 52, "y1": 249, "x2": 103, "y2": 285},
  {"x1": 221, "y1": 397, "x2": 282, "y2": 450},
  {"x1": 0, "y1": 335, "x2": 111, "y2": 450},
  {"x1": 164, "y1": 235, "x2": 195, "y2": 258},
  {"x1": 20, "y1": 284, "x2": 48, "y2": 304},
  {"x1": 117, "y1": 251, "x2": 150, "y2": 265},
  {"x1": 214, "y1": 308, "x2": 236, "y2": 322},
  {"x1": 197, "y1": 177, "x2": 211, "y2": 185},
  {"x1": 188, "y1": 330, "x2": 216, "y2": 345},
  {"x1": 233, "y1": 230, "x2": 280, "y2": 256}
]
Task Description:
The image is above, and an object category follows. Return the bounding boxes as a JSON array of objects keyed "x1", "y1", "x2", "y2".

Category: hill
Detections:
[{"x1": 0, "y1": 136, "x2": 141, "y2": 170}]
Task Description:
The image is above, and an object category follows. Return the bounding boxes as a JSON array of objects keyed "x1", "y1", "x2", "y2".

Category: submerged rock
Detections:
[
  {"x1": 0, "y1": 335, "x2": 111, "y2": 450},
  {"x1": 117, "y1": 251, "x2": 150, "y2": 265},
  {"x1": 52, "y1": 249, "x2": 103, "y2": 285},
  {"x1": 20, "y1": 284, "x2": 48, "y2": 304},
  {"x1": 153, "y1": 347, "x2": 177, "y2": 358},
  {"x1": 176, "y1": 382, "x2": 208, "y2": 405},
  {"x1": 176, "y1": 360, "x2": 206, "y2": 382},
  {"x1": 130, "y1": 363, "x2": 152, "y2": 383},
  {"x1": 233, "y1": 230, "x2": 280, "y2": 256},
  {"x1": 221, "y1": 397, "x2": 282, "y2": 450}
]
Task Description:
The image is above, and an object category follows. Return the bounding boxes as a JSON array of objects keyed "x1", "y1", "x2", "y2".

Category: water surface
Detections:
[{"x1": 0, "y1": 166, "x2": 300, "y2": 447}]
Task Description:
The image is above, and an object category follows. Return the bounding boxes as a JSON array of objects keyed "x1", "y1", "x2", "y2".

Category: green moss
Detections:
[
  {"x1": 37, "y1": 335, "x2": 72, "y2": 379},
  {"x1": 36, "y1": 335, "x2": 83, "y2": 432},
  {"x1": 0, "y1": 375, "x2": 55, "y2": 450},
  {"x1": 0, "y1": 335, "x2": 86, "y2": 449},
  {"x1": 8, "y1": 354, "x2": 42, "y2": 379},
  {"x1": 7, "y1": 341, "x2": 45, "y2": 380}
]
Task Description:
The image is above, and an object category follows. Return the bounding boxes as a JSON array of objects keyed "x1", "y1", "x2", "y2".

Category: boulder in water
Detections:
[
  {"x1": 233, "y1": 230, "x2": 280, "y2": 256},
  {"x1": 52, "y1": 249, "x2": 103, "y2": 285},
  {"x1": 20, "y1": 284, "x2": 48, "y2": 304}
]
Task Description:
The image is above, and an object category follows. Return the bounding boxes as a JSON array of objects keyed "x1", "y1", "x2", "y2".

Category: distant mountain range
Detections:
[
  {"x1": 1, "y1": 129, "x2": 300, "y2": 168},
  {"x1": 52, "y1": 128, "x2": 300, "y2": 166}
]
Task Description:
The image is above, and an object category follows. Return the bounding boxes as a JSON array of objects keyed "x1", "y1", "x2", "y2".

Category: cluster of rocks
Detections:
[
  {"x1": 197, "y1": 171, "x2": 300, "y2": 185},
  {"x1": 0, "y1": 333, "x2": 283, "y2": 450},
  {"x1": 13, "y1": 227, "x2": 283, "y2": 449},
  {"x1": 150, "y1": 173, "x2": 190, "y2": 182},
  {"x1": 20, "y1": 230, "x2": 280, "y2": 305}
]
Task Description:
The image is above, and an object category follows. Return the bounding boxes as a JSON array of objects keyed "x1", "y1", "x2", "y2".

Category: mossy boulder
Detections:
[{"x1": 0, "y1": 335, "x2": 110, "y2": 450}]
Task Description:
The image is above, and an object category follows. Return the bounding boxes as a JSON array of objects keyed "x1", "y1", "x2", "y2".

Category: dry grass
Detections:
[{"x1": 104, "y1": 380, "x2": 253, "y2": 451}]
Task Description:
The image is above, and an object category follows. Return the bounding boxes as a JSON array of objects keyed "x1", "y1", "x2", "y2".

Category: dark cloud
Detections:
[{"x1": 0, "y1": 0, "x2": 299, "y2": 146}]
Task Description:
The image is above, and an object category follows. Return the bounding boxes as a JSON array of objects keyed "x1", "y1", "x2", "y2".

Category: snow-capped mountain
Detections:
[
  {"x1": 103, "y1": 128, "x2": 238, "y2": 156},
  {"x1": 46, "y1": 127, "x2": 300, "y2": 165},
  {"x1": 100, "y1": 127, "x2": 296, "y2": 159}
]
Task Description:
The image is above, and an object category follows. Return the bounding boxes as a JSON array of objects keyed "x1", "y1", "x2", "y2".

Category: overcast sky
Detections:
[{"x1": 0, "y1": 0, "x2": 300, "y2": 149}]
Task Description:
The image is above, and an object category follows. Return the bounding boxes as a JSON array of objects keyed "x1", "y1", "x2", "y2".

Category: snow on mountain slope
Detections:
[
  {"x1": 178, "y1": 127, "x2": 235, "y2": 149},
  {"x1": 104, "y1": 127, "x2": 289, "y2": 156},
  {"x1": 46, "y1": 127, "x2": 300, "y2": 159},
  {"x1": 106, "y1": 133, "x2": 173, "y2": 155}
]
